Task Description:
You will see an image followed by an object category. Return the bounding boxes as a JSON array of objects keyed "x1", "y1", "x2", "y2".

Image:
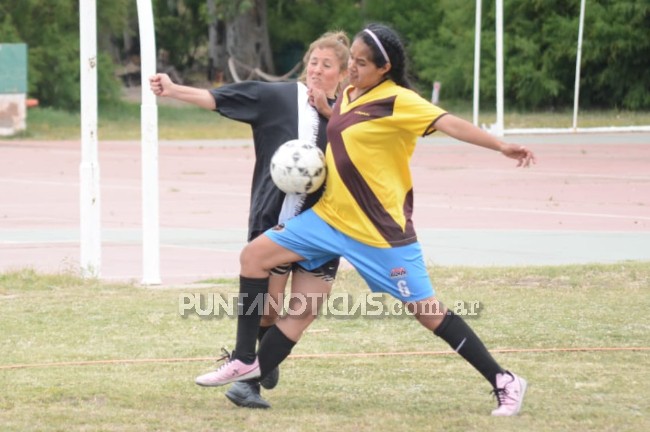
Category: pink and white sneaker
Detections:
[
  {"x1": 195, "y1": 349, "x2": 260, "y2": 387},
  {"x1": 491, "y1": 371, "x2": 527, "y2": 416}
]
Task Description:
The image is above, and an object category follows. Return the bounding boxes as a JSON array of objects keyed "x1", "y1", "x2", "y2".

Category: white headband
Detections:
[{"x1": 363, "y1": 29, "x2": 390, "y2": 65}]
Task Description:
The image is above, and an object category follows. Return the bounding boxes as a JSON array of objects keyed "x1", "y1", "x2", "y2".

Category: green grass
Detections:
[
  {"x1": 1, "y1": 263, "x2": 649, "y2": 431},
  {"x1": 439, "y1": 99, "x2": 650, "y2": 129},
  {"x1": 467, "y1": 108, "x2": 650, "y2": 129},
  {"x1": 12, "y1": 103, "x2": 252, "y2": 141},
  {"x1": 8, "y1": 101, "x2": 650, "y2": 141}
]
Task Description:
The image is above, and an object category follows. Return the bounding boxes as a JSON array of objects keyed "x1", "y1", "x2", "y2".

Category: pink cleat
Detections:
[
  {"x1": 491, "y1": 371, "x2": 527, "y2": 416},
  {"x1": 195, "y1": 349, "x2": 260, "y2": 387}
]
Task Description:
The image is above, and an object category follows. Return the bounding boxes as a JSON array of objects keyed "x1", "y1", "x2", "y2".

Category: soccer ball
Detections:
[{"x1": 270, "y1": 139, "x2": 326, "y2": 194}]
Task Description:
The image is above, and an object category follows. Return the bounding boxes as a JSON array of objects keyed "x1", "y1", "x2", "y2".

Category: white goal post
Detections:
[
  {"x1": 79, "y1": 0, "x2": 101, "y2": 278},
  {"x1": 79, "y1": 0, "x2": 161, "y2": 284},
  {"x1": 136, "y1": 0, "x2": 161, "y2": 285},
  {"x1": 475, "y1": 0, "x2": 650, "y2": 135}
]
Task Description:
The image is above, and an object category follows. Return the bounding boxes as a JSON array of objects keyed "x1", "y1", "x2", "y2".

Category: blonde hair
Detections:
[{"x1": 298, "y1": 30, "x2": 350, "y2": 95}]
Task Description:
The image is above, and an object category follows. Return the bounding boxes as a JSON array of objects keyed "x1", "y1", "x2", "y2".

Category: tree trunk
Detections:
[
  {"x1": 206, "y1": 0, "x2": 223, "y2": 82},
  {"x1": 209, "y1": 0, "x2": 274, "y2": 83}
]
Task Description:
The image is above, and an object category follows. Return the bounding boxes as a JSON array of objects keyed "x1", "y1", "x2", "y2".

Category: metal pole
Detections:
[
  {"x1": 79, "y1": 0, "x2": 101, "y2": 277},
  {"x1": 473, "y1": 0, "x2": 482, "y2": 126},
  {"x1": 136, "y1": 0, "x2": 161, "y2": 285},
  {"x1": 495, "y1": 0, "x2": 504, "y2": 136},
  {"x1": 573, "y1": 0, "x2": 587, "y2": 130}
]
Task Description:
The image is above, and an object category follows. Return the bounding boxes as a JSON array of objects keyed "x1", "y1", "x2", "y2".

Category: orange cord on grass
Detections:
[
  {"x1": 290, "y1": 346, "x2": 650, "y2": 359},
  {"x1": 1, "y1": 346, "x2": 648, "y2": 370}
]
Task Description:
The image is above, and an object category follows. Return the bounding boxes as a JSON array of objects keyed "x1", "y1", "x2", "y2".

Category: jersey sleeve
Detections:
[
  {"x1": 394, "y1": 89, "x2": 448, "y2": 137},
  {"x1": 210, "y1": 81, "x2": 262, "y2": 124}
]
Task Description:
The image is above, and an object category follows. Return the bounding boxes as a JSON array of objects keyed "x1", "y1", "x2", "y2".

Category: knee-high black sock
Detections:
[
  {"x1": 233, "y1": 276, "x2": 268, "y2": 364},
  {"x1": 258, "y1": 325, "x2": 296, "y2": 378},
  {"x1": 433, "y1": 311, "x2": 504, "y2": 387},
  {"x1": 257, "y1": 324, "x2": 271, "y2": 342}
]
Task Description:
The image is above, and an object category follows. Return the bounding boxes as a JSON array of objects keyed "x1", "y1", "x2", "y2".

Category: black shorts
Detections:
[{"x1": 270, "y1": 257, "x2": 340, "y2": 282}]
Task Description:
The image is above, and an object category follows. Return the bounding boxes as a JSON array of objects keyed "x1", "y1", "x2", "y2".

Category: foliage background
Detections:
[{"x1": 0, "y1": 0, "x2": 649, "y2": 111}]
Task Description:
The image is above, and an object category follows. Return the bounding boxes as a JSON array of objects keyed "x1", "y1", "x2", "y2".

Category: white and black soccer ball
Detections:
[{"x1": 270, "y1": 139, "x2": 326, "y2": 194}]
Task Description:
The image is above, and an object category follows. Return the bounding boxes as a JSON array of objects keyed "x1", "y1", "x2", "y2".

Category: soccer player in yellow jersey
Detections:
[{"x1": 211, "y1": 23, "x2": 536, "y2": 416}]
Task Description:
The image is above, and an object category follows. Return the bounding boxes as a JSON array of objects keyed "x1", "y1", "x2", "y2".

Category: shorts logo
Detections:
[
  {"x1": 389, "y1": 267, "x2": 407, "y2": 278},
  {"x1": 272, "y1": 223, "x2": 285, "y2": 232}
]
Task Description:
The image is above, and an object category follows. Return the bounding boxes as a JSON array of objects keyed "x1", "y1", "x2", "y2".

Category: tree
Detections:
[
  {"x1": 152, "y1": 0, "x2": 207, "y2": 77},
  {"x1": 150, "y1": 0, "x2": 275, "y2": 84},
  {"x1": 387, "y1": 0, "x2": 650, "y2": 110},
  {"x1": 0, "y1": 0, "x2": 128, "y2": 110},
  {"x1": 204, "y1": 0, "x2": 274, "y2": 82},
  {"x1": 221, "y1": 0, "x2": 274, "y2": 81},
  {"x1": 580, "y1": 0, "x2": 650, "y2": 109},
  {"x1": 1, "y1": 0, "x2": 648, "y2": 111}
]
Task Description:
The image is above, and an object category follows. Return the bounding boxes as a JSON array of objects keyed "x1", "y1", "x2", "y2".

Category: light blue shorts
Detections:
[{"x1": 264, "y1": 209, "x2": 435, "y2": 302}]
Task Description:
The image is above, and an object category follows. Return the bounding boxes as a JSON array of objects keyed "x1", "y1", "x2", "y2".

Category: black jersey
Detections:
[{"x1": 211, "y1": 81, "x2": 330, "y2": 241}]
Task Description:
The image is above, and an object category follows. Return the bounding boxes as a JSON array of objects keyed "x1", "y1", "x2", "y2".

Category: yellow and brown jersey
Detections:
[{"x1": 313, "y1": 80, "x2": 447, "y2": 248}]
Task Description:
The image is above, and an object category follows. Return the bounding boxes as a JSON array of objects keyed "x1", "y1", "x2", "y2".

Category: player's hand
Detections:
[
  {"x1": 308, "y1": 87, "x2": 332, "y2": 118},
  {"x1": 149, "y1": 73, "x2": 173, "y2": 97},
  {"x1": 501, "y1": 143, "x2": 536, "y2": 167}
]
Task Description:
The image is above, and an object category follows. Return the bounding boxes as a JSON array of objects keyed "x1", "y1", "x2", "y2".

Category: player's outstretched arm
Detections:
[
  {"x1": 434, "y1": 114, "x2": 536, "y2": 167},
  {"x1": 149, "y1": 73, "x2": 217, "y2": 110}
]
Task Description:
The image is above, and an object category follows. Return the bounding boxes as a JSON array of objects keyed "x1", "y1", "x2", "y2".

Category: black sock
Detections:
[
  {"x1": 258, "y1": 325, "x2": 296, "y2": 379},
  {"x1": 258, "y1": 324, "x2": 272, "y2": 342},
  {"x1": 433, "y1": 311, "x2": 504, "y2": 387},
  {"x1": 233, "y1": 276, "x2": 268, "y2": 364}
]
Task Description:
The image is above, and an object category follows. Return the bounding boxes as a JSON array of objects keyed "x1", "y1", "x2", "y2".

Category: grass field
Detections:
[
  {"x1": 1, "y1": 263, "x2": 649, "y2": 431},
  {"x1": 13, "y1": 104, "x2": 253, "y2": 141}
]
